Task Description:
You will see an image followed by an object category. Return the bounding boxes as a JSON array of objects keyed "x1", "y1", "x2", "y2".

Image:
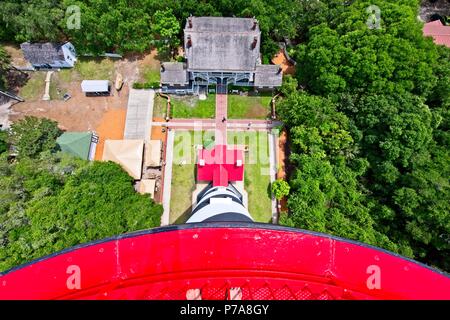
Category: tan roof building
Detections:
[
  {"x1": 138, "y1": 179, "x2": 156, "y2": 199},
  {"x1": 144, "y1": 140, "x2": 162, "y2": 167},
  {"x1": 102, "y1": 139, "x2": 144, "y2": 179}
]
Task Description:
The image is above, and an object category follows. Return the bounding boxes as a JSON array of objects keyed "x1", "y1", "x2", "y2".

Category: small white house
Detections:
[
  {"x1": 81, "y1": 80, "x2": 111, "y2": 96},
  {"x1": 20, "y1": 42, "x2": 77, "y2": 69}
]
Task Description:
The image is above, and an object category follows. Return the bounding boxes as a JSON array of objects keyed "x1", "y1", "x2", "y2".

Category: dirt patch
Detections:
[
  {"x1": 150, "y1": 118, "x2": 167, "y2": 204},
  {"x1": 138, "y1": 49, "x2": 161, "y2": 70},
  {"x1": 5, "y1": 51, "x2": 166, "y2": 163},
  {"x1": 94, "y1": 107, "x2": 127, "y2": 160},
  {"x1": 136, "y1": 49, "x2": 161, "y2": 83},
  {"x1": 151, "y1": 118, "x2": 167, "y2": 141},
  {"x1": 277, "y1": 130, "x2": 287, "y2": 180},
  {"x1": 272, "y1": 49, "x2": 296, "y2": 75},
  {"x1": 11, "y1": 80, "x2": 129, "y2": 128},
  {"x1": 2, "y1": 44, "x2": 30, "y2": 68},
  {"x1": 277, "y1": 130, "x2": 288, "y2": 213},
  {"x1": 245, "y1": 104, "x2": 268, "y2": 118}
]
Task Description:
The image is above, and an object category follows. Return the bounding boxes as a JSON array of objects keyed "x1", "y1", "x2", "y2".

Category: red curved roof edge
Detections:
[{"x1": 1, "y1": 223, "x2": 449, "y2": 300}]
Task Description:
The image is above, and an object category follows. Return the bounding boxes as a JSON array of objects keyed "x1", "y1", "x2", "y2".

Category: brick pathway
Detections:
[
  {"x1": 215, "y1": 91, "x2": 228, "y2": 145},
  {"x1": 152, "y1": 119, "x2": 282, "y2": 131}
]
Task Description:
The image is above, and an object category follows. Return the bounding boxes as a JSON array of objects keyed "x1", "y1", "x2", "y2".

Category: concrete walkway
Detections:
[
  {"x1": 42, "y1": 71, "x2": 53, "y2": 101},
  {"x1": 161, "y1": 129, "x2": 175, "y2": 226},
  {"x1": 124, "y1": 89, "x2": 154, "y2": 140},
  {"x1": 268, "y1": 131, "x2": 278, "y2": 223}
]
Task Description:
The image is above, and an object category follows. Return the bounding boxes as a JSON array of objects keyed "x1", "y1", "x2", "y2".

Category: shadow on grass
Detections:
[
  {"x1": 174, "y1": 205, "x2": 192, "y2": 224},
  {"x1": 266, "y1": 182, "x2": 273, "y2": 200}
]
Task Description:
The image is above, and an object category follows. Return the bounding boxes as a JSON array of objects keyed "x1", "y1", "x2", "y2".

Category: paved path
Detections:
[
  {"x1": 268, "y1": 131, "x2": 278, "y2": 223},
  {"x1": 151, "y1": 120, "x2": 282, "y2": 131},
  {"x1": 215, "y1": 92, "x2": 228, "y2": 145},
  {"x1": 161, "y1": 129, "x2": 175, "y2": 226},
  {"x1": 124, "y1": 89, "x2": 154, "y2": 140},
  {"x1": 168, "y1": 118, "x2": 282, "y2": 125}
]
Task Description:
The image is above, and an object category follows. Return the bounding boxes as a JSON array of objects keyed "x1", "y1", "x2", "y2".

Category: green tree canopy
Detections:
[
  {"x1": 9, "y1": 116, "x2": 62, "y2": 158},
  {"x1": 151, "y1": 9, "x2": 181, "y2": 57},
  {"x1": 271, "y1": 179, "x2": 290, "y2": 200},
  {"x1": 0, "y1": 131, "x2": 8, "y2": 154},
  {"x1": 0, "y1": 46, "x2": 11, "y2": 90},
  {"x1": 0, "y1": 155, "x2": 162, "y2": 272}
]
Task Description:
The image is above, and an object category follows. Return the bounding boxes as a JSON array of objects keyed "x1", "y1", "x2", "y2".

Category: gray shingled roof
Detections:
[
  {"x1": 20, "y1": 42, "x2": 65, "y2": 65},
  {"x1": 184, "y1": 17, "x2": 261, "y2": 71},
  {"x1": 160, "y1": 62, "x2": 189, "y2": 85},
  {"x1": 254, "y1": 65, "x2": 283, "y2": 87}
]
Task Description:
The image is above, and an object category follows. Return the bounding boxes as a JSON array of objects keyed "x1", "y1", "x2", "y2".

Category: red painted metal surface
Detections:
[
  {"x1": 197, "y1": 145, "x2": 244, "y2": 187},
  {"x1": 0, "y1": 224, "x2": 449, "y2": 300}
]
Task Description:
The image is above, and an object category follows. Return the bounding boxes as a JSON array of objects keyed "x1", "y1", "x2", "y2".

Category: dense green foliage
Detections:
[
  {"x1": 0, "y1": 117, "x2": 162, "y2": 271},
  {"x1": 0, "y1": 0, "x2": 345, "y2": 56},
  {"x1": 0, "y1": 131, "x2": 7, "y2": 154},
  {"x1": 0, "y1": 46, "x2": 10, "y2": 90},
  {"x1": 9, "y1": 116, "x2": 62, "y2": 158},
  {"x1": 271, "y1": 179, "x2": 290, "y2": 201},
  {"x1": 278, "y1": 0, "x2": 450, "y2": 271},
  {"x1": 151, "y1": 9, "x2": 181, "y2": 58}
]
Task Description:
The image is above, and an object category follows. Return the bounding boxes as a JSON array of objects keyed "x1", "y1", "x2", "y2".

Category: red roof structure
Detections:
[
  {"x1": 423, "y1": 20, "x2": 450, "y2": 47},
  {"x1": 197, "y1": 144, "x2": 244, "y2": 186},
  {"x1": 1, "y1": 224, "x2": 449, "y2": 300}
]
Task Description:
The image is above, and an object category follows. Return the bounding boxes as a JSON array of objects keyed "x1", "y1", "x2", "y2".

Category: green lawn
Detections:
[
  {"x1": 169, "y1": 131, "x2": 201, "y2": 223},
  {"x1": 169, "y1": 130, "x2": 272, "y2": 224},
  {"x1": 228, "y1": 94, "x2": 272, "y2": 119},
  {"x1": 74, "y1": 57, "x2": 115, "y2": 80},
  {"x1": 154, "y1": 92, "x2": 272, "y2": 119},
  {"x1": 153, "y1": 95, "x2": 167, "y2": 118},
  {"x1": 170, "y1": 95, "x2": 216, "y2": 118},
  {"x1": 228, "y1": 131, "x2": 272, "y2": 222},
  {"x1": 141, "y1": 65, "x2": 160, "y2": 84},
  {"x1": 153, "y1": 95, "x2": 216, "y2": 119},
  {"x1": 19, "y1": 72, "x2": 46, "y2": 101},
  {"x1": 170, "y1": 160, "x2": 196, "y2": 224}
]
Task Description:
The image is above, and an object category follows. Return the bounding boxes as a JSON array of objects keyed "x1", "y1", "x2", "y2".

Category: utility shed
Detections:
[
  {"x1": 254, "y1": 65, "x2": 283, "y2": 88},
  {"x1": 56, "y1": 132, "x2": 92, "y2": 160},
  {"x1": 81, "y1": 80, "x2": 110, "y2": 93},
  {"x1": 160, "y1": 62, "x2": 189, "y2": 86},
  {"x1": 184, "y1": 16, "x2": 261, "y2": 71}
]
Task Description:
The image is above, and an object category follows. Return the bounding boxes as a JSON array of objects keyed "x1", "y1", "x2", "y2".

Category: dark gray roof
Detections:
[
  {"x1": 160, "y1": 62, "x2": 189, "y2": 85},
  {"x1": 20, "y1": 42, "x2": 65, "y2": 65},
  {"x1": 254, "y1": 65, "x2": 283, "y2": 87},
  {"x1": 185, "y1": 16, "x2": 259, "y2": 33},
  {"x1": 184, "y1": 17, "x2": 261, "y2": 71}
]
